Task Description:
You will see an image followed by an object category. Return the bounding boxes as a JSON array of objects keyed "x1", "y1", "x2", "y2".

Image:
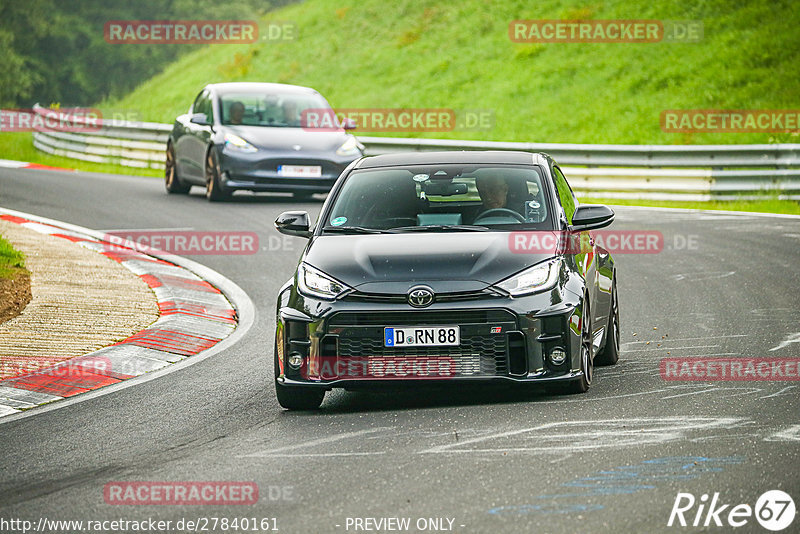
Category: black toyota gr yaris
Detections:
[{"x1": 273, "y1": 151, "x2": 619, "y2": 409}]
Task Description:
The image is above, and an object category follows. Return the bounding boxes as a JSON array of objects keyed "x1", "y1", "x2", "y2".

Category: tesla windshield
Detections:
[
  {"x1": 324, "y1": 164, "x2": 553, "y2": 232},
  {"x1": 219, "y1": 92, "x2": 331, "y2": 127}
]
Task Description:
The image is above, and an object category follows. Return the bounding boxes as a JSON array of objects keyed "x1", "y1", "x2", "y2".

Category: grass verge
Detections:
[
  {"x1": 0, "y1": 132, "x2": 161, "y2": 178},
  {"x1": 0, "y1": 234, "x2": 27, "y2": 280}
]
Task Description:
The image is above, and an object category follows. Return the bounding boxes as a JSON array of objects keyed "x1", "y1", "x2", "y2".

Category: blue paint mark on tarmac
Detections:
[{"x1": 488, "y1": 456, "x2": 745, "y2": 515}]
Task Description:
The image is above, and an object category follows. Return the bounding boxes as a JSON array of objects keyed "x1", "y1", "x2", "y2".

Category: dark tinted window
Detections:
[
  {"x1": 325, "y1": 164, "x2": 553, "y2": 232},
  {"x1": 552, "y1": 166, "x2": 577, "y2": 224}
]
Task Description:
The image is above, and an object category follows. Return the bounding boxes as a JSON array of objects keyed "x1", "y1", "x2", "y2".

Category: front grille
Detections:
[
  {"x1": 329, "y1": 309, "x2": 515, "y2": 327},
  {"x1": 326, "y1": 309, "x2": 516, "y2": 377},
  {"x1": 342, "y1": 288, "x2": 502, "y2": 304},
  {"x1": 337, "y1": 336, "x2": 506, "y2": 375}
]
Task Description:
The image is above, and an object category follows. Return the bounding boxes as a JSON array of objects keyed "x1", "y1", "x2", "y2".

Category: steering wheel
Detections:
[{"x1": 474, "y1": 208, "x2": 526, "y2": 223}]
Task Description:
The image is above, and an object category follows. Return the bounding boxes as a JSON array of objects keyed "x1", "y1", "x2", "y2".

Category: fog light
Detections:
[
  {"x1": 549, "y1": 347, "x2": 567, "y2": 365},
  {"x1": 288, "y1": 352, "x2": 304, "y2": 369}
]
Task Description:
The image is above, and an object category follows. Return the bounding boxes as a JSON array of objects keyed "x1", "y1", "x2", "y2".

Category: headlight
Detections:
[
  {"x1": 224, "y1": 132, "x2": 257, "y2": 153},
  {"x1": 494, "y1": 259, "x2": 560, "y2": 297},
  {"x1": 336, "y1": 136, "x2": 362, "y2": 156},
  {"x1": 297, "y1": 263, "x2": 352, "y2": 300}
]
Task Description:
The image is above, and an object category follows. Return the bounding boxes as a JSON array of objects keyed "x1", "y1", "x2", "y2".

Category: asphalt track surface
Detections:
[{"x1": 1, "y1": 167, "x2": 798, "y2": 534}]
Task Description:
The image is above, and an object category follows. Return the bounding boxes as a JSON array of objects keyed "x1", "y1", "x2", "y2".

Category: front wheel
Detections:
[
  {"x1": 205, "y1": 149, "x2": 231, "y2": 201},
  {"x1": 165, "y1": 143, "x2": 191, "y2": 194},
  {"x1": 274, "y1": 348, "x2": 325, "y2": 410},
  {"x1": 558, "y1": 298, "x2": 593, "y2": 394},
  {"x1": 596, "y1": 277, "x2": 620, "y2": 366}
]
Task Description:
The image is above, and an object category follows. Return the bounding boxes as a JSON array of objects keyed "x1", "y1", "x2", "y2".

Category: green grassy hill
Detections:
[{"x1": 99, "y1": 0, "x2": 799, "y2": 145}]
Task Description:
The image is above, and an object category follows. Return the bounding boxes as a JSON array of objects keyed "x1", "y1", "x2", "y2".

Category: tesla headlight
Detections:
[
  {"x1": 223, "y1": 132, "x2": 257, "y2": 153},
  {"x1": 297, "y1": 263, "x2": 352, "y2": 300},
  {"x1": 494, "y1": 259, "x2": 561, "y2": 297},
  {"x1": 336, "y1": 136, "x2": 362, "y2": 156}
]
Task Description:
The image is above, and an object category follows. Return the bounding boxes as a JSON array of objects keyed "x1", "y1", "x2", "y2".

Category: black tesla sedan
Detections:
[
  {"x1": 165, "y1": 82, "x2": 363, "y2": 201},
  {"x1": 273, "y1": 151, "x2": 619, "y2": 409}
]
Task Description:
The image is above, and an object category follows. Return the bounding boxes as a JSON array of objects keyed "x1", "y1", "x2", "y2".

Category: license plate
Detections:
[
  {"x1": 278, "y1": 165, "x2": 322, "y2": 177},
  {"x1": 384, "y1": 326, "x2": 460, "y2": 347}
]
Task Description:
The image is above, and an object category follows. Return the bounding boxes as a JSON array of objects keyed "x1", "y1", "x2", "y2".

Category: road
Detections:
[{"x1": 1, "y1": 167, "x2": 799, "y2": 533}]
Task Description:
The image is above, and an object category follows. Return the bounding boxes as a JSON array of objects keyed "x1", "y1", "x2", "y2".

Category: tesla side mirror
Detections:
[
  {"x1": 190, "y1": 112, "x2": 210, "y2": 125},
  {"x1": 569, "y1": 204, "x2": 615, "y2": 232},
  {"x1": 275, "y1": 211, "x2": 312, "y2": 238},
  {"x1": 341, "y1": 117, "x2": 357, "y2": 130}
]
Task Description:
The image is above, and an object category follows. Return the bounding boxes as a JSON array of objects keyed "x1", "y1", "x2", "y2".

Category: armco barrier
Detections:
[{"x1": 27, "y1": 104, "x2": 800, "y2": 200}]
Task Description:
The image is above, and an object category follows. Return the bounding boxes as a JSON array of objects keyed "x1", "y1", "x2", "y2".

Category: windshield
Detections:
[
  {"x1": 323, "y1": 164, "x2": 553, "y2": 233},
  {"x1": 219, "y1": 92, "x2": 331, "y2": 127}
]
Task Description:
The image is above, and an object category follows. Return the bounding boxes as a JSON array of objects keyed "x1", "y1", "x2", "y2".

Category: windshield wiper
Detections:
[
  {"x1": 388, "y1": 225, "x2": 490, "y2": 233},
  {"x1": 322, "y1": 225, "x2": 388, "y2": 234}
]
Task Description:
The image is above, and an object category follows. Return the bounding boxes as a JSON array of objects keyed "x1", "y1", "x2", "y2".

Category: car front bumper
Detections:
[
  {"x1": 275, "y1": 283, "x2": 587, "y2": 389},
  {"x1": 219, "y1": 148, "x2": 358, "y2": 193}
]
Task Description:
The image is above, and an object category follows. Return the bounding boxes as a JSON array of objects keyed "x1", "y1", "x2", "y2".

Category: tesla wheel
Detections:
[
  {"x1": 165, "y1": 143, "x2": 190, "y2": 194},
  {"x1": 205, "y1": 150, "x2": 231, "y2": 202},
  {"x1": 273, "y1": 346, "x2": 325, "y2": 410},
  {"x1": 596, "y1": 278, "x2": 620, "y2": 366},
  {"x1": 560, "y1": 298, "x2": 593, "y2": 394}
]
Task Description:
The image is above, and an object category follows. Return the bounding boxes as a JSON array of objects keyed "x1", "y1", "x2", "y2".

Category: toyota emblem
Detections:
[{"x1": 407, "y1": 286, "x2": 434, "y2": 308}]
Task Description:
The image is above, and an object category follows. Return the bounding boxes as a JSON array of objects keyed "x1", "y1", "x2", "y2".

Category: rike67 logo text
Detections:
[{"x1": 668, "y1": 490, "x2": 795, "y2": 531}]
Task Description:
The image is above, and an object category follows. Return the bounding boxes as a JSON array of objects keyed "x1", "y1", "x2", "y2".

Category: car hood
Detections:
[
  {"x1": 224, "y1": 125, "x2": 350, "y2": 152},
  {"x1": 303, "y1": 233, "x2": 558, "y2": 294}
]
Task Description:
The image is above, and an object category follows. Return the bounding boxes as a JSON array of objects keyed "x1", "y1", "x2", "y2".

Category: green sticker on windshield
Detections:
[{"x1": 331, "y1": 216, "x2": 347, "y2": 226}]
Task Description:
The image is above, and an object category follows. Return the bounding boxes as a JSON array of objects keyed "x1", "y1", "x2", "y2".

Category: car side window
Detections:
[
  {"x1": 192, "y1": 91, "x2": 213, "y2": 122},
  {"x1": 552, "y1": 166, "x2": 577, "y2": 224},
  {"x1": 204, "y1": 93, "x2": 214, "y2": 122},
  {"x1": 192, "y1": 91, "x2": 205, "y2": 114}
]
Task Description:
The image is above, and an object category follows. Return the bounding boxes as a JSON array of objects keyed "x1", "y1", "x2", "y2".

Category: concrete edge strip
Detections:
[
  {"x1": 0, "y1": 158, "x2": 73, "y2": 172},
  {"x1": 0, "y1": 207, "x2": 255, "y2": 423}
]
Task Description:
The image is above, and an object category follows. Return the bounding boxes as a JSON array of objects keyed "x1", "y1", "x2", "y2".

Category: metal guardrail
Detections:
[{"x1": 30, "y1": 104, "x2": 800, "y2": 200}]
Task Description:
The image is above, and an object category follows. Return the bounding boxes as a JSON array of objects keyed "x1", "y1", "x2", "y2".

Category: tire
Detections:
[
  {"x1": 274, "y1": 346, "x2": 325, "y2": 410},
  {"x1": 596, "y1": 277, "x2": 620, "y2": 366},
  {"x1": 165, "y1": 143, "x2": 191, "y2": 194},
  {"x1": 205, "y1": 149, "x2": 231, "y2": 201},
  {"x1": 558, "y1": 297, "x2": 593, "y2": 394}
]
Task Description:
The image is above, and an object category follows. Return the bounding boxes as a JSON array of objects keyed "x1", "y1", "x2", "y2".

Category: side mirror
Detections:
[
  {"x1": 569, "y1": 204, "x2": 615, "y2": 232},
  {"x1": 341, "y1": 117, "x2": 357, "y2": 130},
  {"x1": 275, "y1": 211, "x2": 312, "y2": 238},
  {"x1": 190, "y1": 112, "x2": 210, "y2": 125}
]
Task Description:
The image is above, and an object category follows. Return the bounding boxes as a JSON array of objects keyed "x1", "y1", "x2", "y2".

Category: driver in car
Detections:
[
  {"x1": 475, "y1": 175, "x2": 509, "y2": 210},
  {"x1": 472, "y1": 175, "x2": 531, "y2": 223},
  {"x1": 228, "y1": 101, "x2": 245, "y2": 125}
]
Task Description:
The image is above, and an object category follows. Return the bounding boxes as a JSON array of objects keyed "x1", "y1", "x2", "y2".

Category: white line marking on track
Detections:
[
  {"x1": 419, "y1": 417, "x2": 743, "y2": 454},
  {"x1": 769, "y1": 332, "x2": 800, "y2": 352},
  {"x1": 765, "y1": 425, "x2": 800, "y2": 442},
  {"x1": 249, "y1": 452, "x2": 387, "y2": 458},
  {"x1": 760, "y1": 386, "x2": 797, "y2": 399},
  {"x1": 239, "y1": 427, "x2": 392, "y2": 457}
]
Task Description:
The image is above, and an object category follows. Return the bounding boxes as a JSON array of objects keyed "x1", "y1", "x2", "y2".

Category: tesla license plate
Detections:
[
  {"x1": 384, "y1": 326, "x2": 460, "y2": 347},
  {"x1": 277, "y1": 165, "x2": 322, "y2": 177}
]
